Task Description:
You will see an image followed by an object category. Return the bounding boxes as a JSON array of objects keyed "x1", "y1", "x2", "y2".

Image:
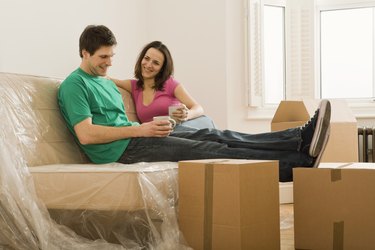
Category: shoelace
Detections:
[{"x1": 301, "y1": 110, "x2": 319, "y2": 131}]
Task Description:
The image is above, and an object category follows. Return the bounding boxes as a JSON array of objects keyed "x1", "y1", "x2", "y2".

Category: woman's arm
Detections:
[
  {"x1": 173, "y1": 84, "x2": 204, "y2": 121},
  {"x1": 110, "y1": 78, "x2": 132, "y2": 92}
]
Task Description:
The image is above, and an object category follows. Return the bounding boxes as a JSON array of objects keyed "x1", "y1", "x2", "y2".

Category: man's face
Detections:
[{"x1": 82, "y1": 46, "x2": 115, "y2": 76}]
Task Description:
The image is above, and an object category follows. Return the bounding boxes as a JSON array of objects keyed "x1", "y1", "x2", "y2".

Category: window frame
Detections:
[
  {"x1": 247, "y1": 0, "x2": 375, "y2": 120},
  {"x1": 318, "y1": 3, "x2": 375, "y2": 95},
  {"x1": 246, "y1": 0, "x2": 287, "y2": 119},
  {"x1": 317, "y1": 1, "x2": 375, "y2": 118}
]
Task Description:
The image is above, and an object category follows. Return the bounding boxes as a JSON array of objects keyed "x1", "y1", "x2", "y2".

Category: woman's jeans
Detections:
[
  {"x1": 173, "y1": 115, "x2": 216, "y2": 132},
  {"x1": 117, "y1": 127, "x2": 313, "y2": 182}
]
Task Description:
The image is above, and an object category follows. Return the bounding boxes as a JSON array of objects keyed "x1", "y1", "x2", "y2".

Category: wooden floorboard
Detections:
[{"x1": 280, "y1": 203, "x2": 294, "y2": 250}]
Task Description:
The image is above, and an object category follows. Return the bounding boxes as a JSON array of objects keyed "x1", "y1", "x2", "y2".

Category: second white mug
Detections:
[{"x1": 153, "y1": 116, "x2": 176, "y2": 128}]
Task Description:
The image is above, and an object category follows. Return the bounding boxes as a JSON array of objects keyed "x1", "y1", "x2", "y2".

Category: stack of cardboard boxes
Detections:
[
  {"x1": 271, "y1": 99, "x2": 375, "y2": 249},
  {"x1": 271, "y1": 99, "x2": 358, "y2": 204},
  {"x1": 178, "y1": 99, "x2": 367, "y2": 249}
]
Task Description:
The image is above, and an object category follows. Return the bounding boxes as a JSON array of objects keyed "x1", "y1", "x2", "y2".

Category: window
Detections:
[
  {"x1": 248, "y1": 0, "x2": 286, "y2": 107},
  {"x1": 320, "y1": 7, "x2": 375, "y2": 99},
  {"x1": 248, "y1": 0, "x2": 314, "y2": 109},
  {"x1": 248, "y1": 0, "x2": 375, "y2": 117}
]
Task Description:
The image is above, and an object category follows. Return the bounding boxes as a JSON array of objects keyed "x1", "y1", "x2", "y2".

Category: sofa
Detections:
[{"x1": 0, "y1": 72, "x2": 188, "y2": 249}]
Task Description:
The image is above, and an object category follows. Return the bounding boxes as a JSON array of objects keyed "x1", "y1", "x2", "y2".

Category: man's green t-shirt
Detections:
[{"x1": 58, "y1": 68, "x2": 139, "y2": 163}]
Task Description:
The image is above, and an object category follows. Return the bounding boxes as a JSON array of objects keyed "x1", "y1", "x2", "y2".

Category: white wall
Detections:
[
  {"x1": 0, "y1": 0, "x2": 236, "y2": 130},
  {"x1": 133, "y1": 0, "x2": 229, "y2": 128},
  {"x1": 1, "y1": 0, "x2": 371, "y2": 133},
  {"x1": 0, "y1": 0, "x2": 140, "y2": 78}
]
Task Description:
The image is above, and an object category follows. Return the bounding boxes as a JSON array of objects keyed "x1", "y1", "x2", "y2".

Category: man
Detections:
[{"x1": 58, "y1": 25, "x2": 331, "y2": 182}]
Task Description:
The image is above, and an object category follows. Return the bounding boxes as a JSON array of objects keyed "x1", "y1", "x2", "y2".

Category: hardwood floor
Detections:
[{"x1": 280, "y1": 203, "x2": 294, "y2": 250}]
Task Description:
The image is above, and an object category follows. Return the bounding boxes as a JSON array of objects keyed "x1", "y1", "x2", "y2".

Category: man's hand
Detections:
[
  {"x1": 73, "y1": 117, "x2": 173, "y2": 145},
  {"x1": 138, "y1": 120, "x2": 174, "y2": 137}
]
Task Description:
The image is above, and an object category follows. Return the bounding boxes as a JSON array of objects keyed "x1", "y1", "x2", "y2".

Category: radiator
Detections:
[{"x1": 358, "y1": 127, "x2": 375, "y2": 162}]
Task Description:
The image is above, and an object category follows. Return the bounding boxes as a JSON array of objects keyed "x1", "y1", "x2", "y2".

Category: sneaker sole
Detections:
[
  {"x1": 309, "y1": 100, "x2": 331, "y2": 157},
  {"x1": 312, "y1": 127, "x2": 330, "y2": 168}
]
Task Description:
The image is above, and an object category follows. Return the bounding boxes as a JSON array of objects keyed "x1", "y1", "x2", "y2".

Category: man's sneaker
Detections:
[
  {"x1": 300, "y1": 110, "x2": 318, "y2": 154},
  {"x1": 300, "y1": 99, "x2": 331, "y2": 158},
  {"x1": 312, "y1": 126, "x2": 330, "y2": 168},
  {"x1": 310, "y1": 100, "x2": 331, "y2": 157}
]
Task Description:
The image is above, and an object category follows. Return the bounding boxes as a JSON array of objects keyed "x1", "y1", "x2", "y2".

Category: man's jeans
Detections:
[{"x1": 117, "y1": 128, "x2": 313, "y2": 182}]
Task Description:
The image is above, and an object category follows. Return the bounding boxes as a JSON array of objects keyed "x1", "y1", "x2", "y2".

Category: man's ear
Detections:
[{"x1": 82, "y1": 49, "x2": 90, "y2": 59}]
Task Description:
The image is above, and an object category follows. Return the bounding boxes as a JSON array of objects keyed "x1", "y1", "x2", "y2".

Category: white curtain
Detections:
[
  {"x1": 248, "y1": 0, "x2": 263, "y2": 107},
  {"x1": 285, "y1": 0, "x2": 316, "y2": 100}
]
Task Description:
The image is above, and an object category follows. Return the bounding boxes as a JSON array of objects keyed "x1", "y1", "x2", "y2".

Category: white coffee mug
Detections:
[
  {"x1": 168, "y1": 104, "x2": 182, "y2": 123},
  {"x1": 153, "y1": 116, "x2": 176, "y2": 128}
]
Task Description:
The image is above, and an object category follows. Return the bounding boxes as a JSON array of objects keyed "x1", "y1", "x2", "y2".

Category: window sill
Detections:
[
  {"x1": 246, "y1": 105, "x2": 278, "y2": 120},
  {"x1": 349, "y1": 101, "x2": 375, "y2": 119},
  {"x1": 247, "y1": 100, "x2": 375, "y2": 121}
]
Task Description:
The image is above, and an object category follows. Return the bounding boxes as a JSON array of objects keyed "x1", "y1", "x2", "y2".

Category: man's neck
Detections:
[{"x1": 79, "y1": 63, "x2": 93, "y2": 75}]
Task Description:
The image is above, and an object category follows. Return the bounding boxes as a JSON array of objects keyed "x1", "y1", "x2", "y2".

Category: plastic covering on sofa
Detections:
[{"x1": 0, "y1": 72, "x2": 190, "y2": 249}]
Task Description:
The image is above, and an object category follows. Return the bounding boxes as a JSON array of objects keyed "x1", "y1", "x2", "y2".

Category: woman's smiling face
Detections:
[{"x1": 141, "y1": 48, "x2": 165, "y2": 81}]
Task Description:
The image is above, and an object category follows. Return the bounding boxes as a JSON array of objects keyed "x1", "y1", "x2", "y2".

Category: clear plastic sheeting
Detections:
[{"x1": 0, "y1": 72, "x2": 191, "y2": 249}]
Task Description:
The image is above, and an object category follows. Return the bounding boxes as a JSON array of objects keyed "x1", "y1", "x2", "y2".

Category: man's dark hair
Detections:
[
  {"x1": 79, "y1": 25, "x2": 117, "y2": 58},
  {"x1": 134, "y1": 41, "x2": 174, "y2": 91}
]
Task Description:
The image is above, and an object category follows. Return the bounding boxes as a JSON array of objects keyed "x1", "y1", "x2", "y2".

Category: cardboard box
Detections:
[
  {"x1": 293, "y1": 163, "x2": 375, "y2": 249},
  {"x1": 178, "y1": 159, "x2": 280, "y2": 250},
  {"x1": 271, "y1": 99, "x2": 358, "y2": 162}
]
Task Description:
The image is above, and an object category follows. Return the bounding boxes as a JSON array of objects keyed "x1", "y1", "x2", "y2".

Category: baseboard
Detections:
[{"x1": 279, "y1": 182, "x2": 293, "y2": 204}]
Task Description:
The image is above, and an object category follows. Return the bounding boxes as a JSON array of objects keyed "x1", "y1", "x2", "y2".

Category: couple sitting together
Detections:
[{"x1": 58, "y1": 25, "x2": 331, "y2": 182}]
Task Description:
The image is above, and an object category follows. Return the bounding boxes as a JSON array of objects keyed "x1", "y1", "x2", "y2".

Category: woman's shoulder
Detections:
[
  {"x1": 166, "y1": 76, "x2": 179, "y2": 85},
  {"x1": 130, "y1": 79, "x2": 141, "y2": 92},
  {"x1": 130, "y1": 79, "x2": 138, "y2": 86},
  {"x1": 164, "y1": 76, "x2": 180, "y2": 91}
]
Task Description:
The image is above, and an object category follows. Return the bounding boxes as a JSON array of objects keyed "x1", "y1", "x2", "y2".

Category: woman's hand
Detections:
[
  {"x1": 173, "y1": 84, "x2": 204, "y2": 122},
  {"x1": 171, "y1": 104, "x2": 189, "y2": 122}
]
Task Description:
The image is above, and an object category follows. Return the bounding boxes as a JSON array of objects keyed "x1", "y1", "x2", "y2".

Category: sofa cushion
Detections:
[
  {"x1": 118, "y1": 88, "x2": 139, "y2": 123},
  {"x1": 0, "y1": 72, "x2": 138, "y2": 167},
  {"x1": 29, "y1": 162, "x2": 178, "y2": 210}
]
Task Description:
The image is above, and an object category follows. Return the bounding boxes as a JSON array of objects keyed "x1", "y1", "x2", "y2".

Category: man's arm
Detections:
[{"x1": 74, "y1": 117, "x2": 173, "y2": 145}]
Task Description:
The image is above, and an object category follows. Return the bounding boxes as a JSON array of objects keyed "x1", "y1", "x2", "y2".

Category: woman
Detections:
[{"x1": 111, "y1": 41, "x2": 215, "y2": 131}]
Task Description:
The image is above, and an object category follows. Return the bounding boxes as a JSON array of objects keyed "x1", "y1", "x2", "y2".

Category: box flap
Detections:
[
  {"x1": 272, "y1": 99, "x2": 356, "y2": 124},
  {"x1": 178, "y1": 159, "x2": 228, "y2": 165},
  {"x1": 318, "y1": 162, "x2": 375, "y2": 170},
  {"x1": 178, "y1": 159, "x2": 274, "y2": 165},
  {"x1": 271, "y1": 100, "x2": 318, "y2": 123}
]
